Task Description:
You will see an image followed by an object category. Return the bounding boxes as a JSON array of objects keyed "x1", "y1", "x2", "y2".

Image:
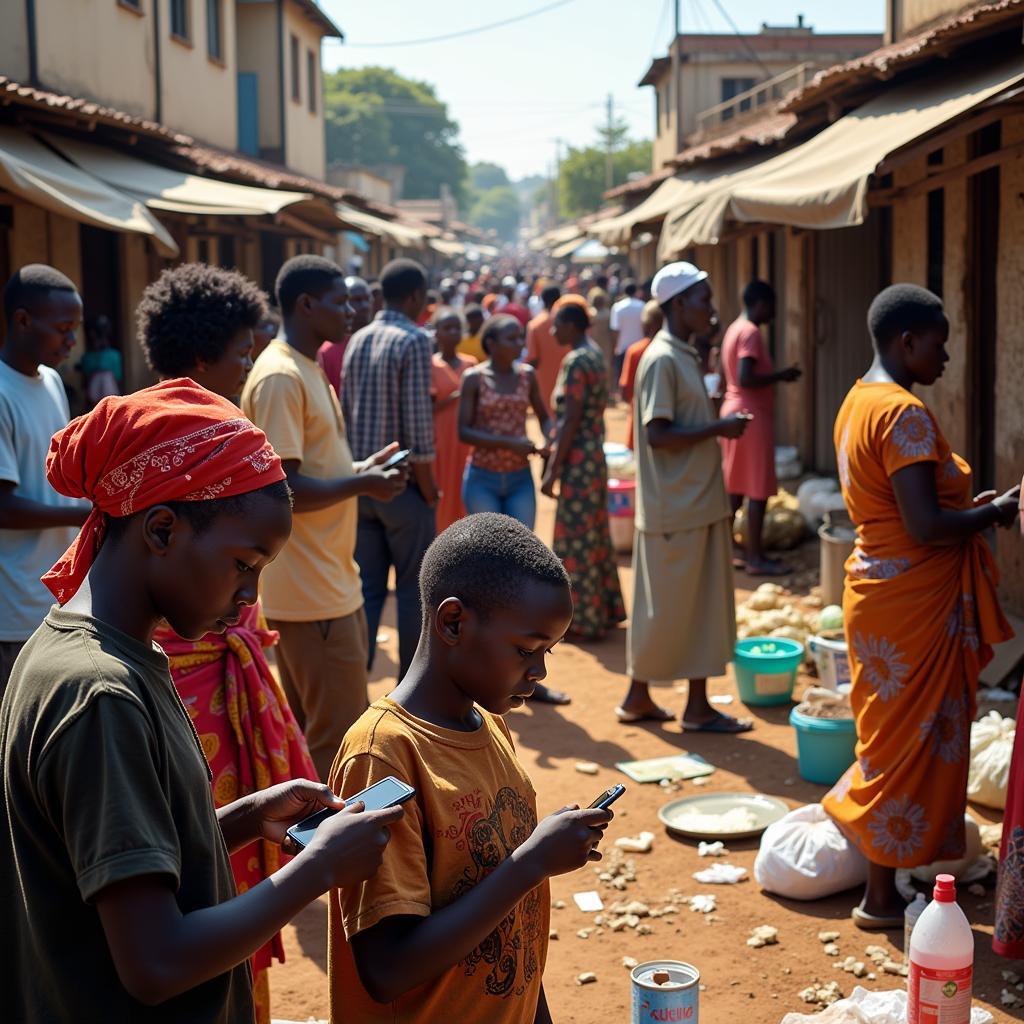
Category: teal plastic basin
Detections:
[
  {"x1": 789, "y1": 706, "x2": 857, "y2": 785},
  {"x1": 734, "y1": 636, "x2": 803, "y2": 706}
]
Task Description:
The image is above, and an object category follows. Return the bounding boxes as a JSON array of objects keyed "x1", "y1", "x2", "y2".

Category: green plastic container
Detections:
[
  {"x1": 734, "y1": 637, "x2": 803, "y2": 706},
  {"x1": 789, "y1": 706, "x2": 857, "y2": 785}
]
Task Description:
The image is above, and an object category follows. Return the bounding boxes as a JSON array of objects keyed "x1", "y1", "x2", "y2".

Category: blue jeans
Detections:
[
  {"x1": 462, "y1": 464, "x2": 536, "y2": 529},
  {"x1": 355, "y1": 485, "x2": 436, "y2": 678}
]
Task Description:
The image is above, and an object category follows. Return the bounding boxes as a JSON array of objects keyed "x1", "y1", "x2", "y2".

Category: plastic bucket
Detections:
[
  {"x1": 789, "y1": 706, "x2": 857, "y2": 785},
  {"x1": 818, "y1": 523, "x2": 855, "y2": 607},
  {"x1": 608, "y1": 478, "x2": 635, "y2": 555},
  {"x1": 807, "y1": 632, "x2": 851, "y2": 692},
  {"x1": 734, "y1": 637, "x2": 804, "y2": 706}
]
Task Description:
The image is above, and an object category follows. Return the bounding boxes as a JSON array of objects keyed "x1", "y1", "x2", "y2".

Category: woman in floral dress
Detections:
[
  {"x1": 821, "y1": 285, "x2": 1018, "y2": 930},
  {"x1": 541, "y1": 300, "x2": 625, "y2": 640}
]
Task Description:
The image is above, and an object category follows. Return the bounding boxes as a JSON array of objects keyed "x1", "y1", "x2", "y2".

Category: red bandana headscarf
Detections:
[{"x1": 43, "y1": 378, "x2": 285, "y2": 604}]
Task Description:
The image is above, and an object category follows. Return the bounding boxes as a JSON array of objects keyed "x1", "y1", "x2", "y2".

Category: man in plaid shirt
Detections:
[{"x1": 342, "y1": 259, "x2": 439, "y2": 677}]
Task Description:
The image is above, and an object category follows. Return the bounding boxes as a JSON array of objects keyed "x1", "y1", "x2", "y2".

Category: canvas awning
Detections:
[
  {"x1": 337, "y1": 204, "x2": 425, "y2": 248},
  {"x1": 47, "y1": 134, "x2": 316, "y2": 219},
  {"x1": 550, "y1": 234, "x2": 586, "y2": 259},
  {"x1": 429, "y1": 237, "x2": 465, "y2": 258},
  {"x1": 659, "y1": 54, "x2": 1024, "y2": 259},
  {"x1": 531, "y1": 222, "x2": 582, "y2": 252},
  {"x1": 0, "y1": 127, "x2": 178, "y2": 255}
]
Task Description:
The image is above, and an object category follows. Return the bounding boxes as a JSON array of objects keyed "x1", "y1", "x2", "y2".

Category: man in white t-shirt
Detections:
[
  {"x1": 610, "y1": 279, "x2": 646, "y2": 391},
  {"x1": 0, "y1": 265, "x2": 90, "y2": 693}
]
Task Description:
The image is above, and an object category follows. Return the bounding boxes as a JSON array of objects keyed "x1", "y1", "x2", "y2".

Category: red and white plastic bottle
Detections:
[{"x1": 907, "y1": 874, "x2": 974, "y2": 1024}]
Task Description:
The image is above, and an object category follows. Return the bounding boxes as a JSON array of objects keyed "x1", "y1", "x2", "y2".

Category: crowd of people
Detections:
[{"x1": 0, "y1": 247, "x2": 1021, "y2": 1024}]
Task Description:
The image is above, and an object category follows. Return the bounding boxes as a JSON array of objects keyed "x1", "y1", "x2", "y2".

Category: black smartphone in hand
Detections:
[{"x1": 381, "y1": 448, "x2": 411, "y2": 470}]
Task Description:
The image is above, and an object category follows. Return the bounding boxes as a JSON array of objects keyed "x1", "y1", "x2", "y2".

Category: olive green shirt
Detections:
[{"x1": 0, "y1": 608, "x2": 253, "y2": 1023}]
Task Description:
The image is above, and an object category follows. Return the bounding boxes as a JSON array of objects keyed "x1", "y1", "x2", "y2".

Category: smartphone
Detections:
[
  {"x1": 588, "y1": 784, "x2": 626, "y2": 810},
  {"x1": 285, "y1": 775, "x2": 416, "y2": 850},
  {"x1": 381, "y1": 448, "x2": 411, "y2": 470}
]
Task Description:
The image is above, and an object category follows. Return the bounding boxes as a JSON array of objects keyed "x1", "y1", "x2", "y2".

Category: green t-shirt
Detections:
[{"x1": 0, "y1": 607, "x2": 253, "y2": 1023}]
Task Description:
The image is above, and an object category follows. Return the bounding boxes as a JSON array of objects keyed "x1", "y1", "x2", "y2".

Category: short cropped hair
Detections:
[
  {"x1": 138, "y1": 263, "x2": 268, "y2": 377},
  {"x1": 480, "y1": 314, "x2": 520, "y2": 355},
  {"x1": 431, "y1": 305, "x2": 464, "y2": 329},
  {"x1": 868, "y1": 284, "x2": 946, "y2": 349},
  {"x1": 3, "y1": 264, "x2": 78, "y2": 326},
  {"x1": 464, "y1": 303, "x2": 484, "y2": 321},
  {"x1": 419, "y1": 513, "x2": 569, "y2": 620},
  {"x1": 742, "y1": 279, "x2": 775, "y2": 307},
  {"x1": 622, "y1": 279, "x2": 637, "y2": 297},
  {"x1": 554, "y1": 303, "x2": 590, "y2": 331},
  {"x1": 275, "y1": 255, "x2": 344, "y2": 317},
  {"x1": 641, "y1": 300, "x2": 664, "y2": 330},
  {"x1": 380, "y1": 258, "x2": 427, "y2": 302},
  {"x1": 105, "y1": 479, "x2": 292, "y2": 542},
  {"x1": 541, "y1": 285, "x2": 561, "y2": 308}
]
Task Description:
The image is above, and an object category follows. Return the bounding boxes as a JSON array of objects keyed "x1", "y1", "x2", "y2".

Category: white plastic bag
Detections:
[
  {"x1": 780, "y1": 985, "x2": 993, "y2": 1024},
  {"x1": 967, "y1": 710, "x2": 1016, "y2": 810},
  {"x1": 754, "y1": 803, "x2": 867, "y2": 900}
]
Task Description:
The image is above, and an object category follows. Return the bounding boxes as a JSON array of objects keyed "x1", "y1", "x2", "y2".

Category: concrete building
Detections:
[{"x1": 640, "y1": 19, "x2": 881, "y2": 170}]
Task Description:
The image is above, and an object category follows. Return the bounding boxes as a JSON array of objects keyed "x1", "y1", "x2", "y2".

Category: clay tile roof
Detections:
[
  {"x1": 0, "y1": 77, "x2": 192, "y2": 143},
  {"x1": 672, "y1": 110, "x2": 799, "y2": 167},
  {"x1": 603, "y1": 167, "x2": 674, "y2": 201},
  {"x1": 782, "y1": 0, "x2": 1024, "y2": 113}
]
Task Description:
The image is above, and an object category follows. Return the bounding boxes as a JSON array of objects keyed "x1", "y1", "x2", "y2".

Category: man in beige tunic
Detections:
[{"x1": 618, "y1": 262, "x2": 754, "y2": 733}]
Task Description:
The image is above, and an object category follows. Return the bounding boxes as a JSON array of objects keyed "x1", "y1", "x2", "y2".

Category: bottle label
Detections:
[{"x1": 908, "y1": 962, "x2": 973, "y2": 1024}]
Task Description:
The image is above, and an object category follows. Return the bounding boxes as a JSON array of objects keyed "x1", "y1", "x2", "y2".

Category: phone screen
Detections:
[
  {"x1": 286, "y1": 776, "x2": 415, "y2": 849},
  {"x1": 382, "y1": 448, "x2": 411, "y2": 469}
]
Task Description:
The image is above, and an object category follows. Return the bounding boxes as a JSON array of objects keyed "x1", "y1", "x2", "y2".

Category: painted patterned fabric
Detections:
[
  {"x1": 994, "y1": 718, "x2": 1024, "y2": 957},
  {"x1": 552, "y1": 344, "x2": 625, "y2": 640},
  {"x1": 156, "y1": 604, "x2": 317, "y2": 1019},
  {"x1": 823, "y1": 382, "x2": 1011, "y2": 867}
]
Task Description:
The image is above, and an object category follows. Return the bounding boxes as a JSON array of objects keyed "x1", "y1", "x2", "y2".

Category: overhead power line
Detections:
[
  {"x1": 336, "y1": 0, "x2": 575, "y2": 48},
  {"x1": 706, "y1": 0, "x2": 774, "y2": 79}
]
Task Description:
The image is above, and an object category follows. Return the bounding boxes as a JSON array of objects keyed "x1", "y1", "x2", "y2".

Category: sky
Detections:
[{"x1": 319, "y1": 1, "x2": 885, "y2": 181}]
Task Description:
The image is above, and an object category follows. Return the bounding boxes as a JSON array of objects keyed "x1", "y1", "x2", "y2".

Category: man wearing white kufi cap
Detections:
[{"x1": 617, "y1": 262, "x2": 755, "y2": 734}]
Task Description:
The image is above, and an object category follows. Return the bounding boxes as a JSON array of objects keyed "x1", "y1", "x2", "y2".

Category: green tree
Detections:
[
  {"x1": 558, "y1": 139, "x2": 651, "y2": 218},
  {"x1": 470, "y1": 162, "x2": 510, "y2": 192},
  {"x1": 323, "y1": 66, "x2": 467, "y2": 206},
  {"x1": 469, "y1": 186, "x2": 521, "y2": 241}
]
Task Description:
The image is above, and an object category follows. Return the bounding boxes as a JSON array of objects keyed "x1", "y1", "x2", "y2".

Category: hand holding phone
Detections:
[
  {"x1": 588, "y1": 784, "x2": 626, "y2": 810},
  {"x1": 300, "y1": 802, "x2": 406, "y2": 889},
  {"x1": 381, "y1": 448, "x2": 411, "y2": 470}
]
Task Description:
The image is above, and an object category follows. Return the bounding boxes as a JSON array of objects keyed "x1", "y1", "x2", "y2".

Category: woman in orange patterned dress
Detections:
[
  {"x1": 823, "y1": 285, "x2": 1019, "y2": 929},
  {"x1": 430, "y1": 307, "x2": 476, "y2": 533},
  {"x1": 139, "y1": 264, "x2": 317, "y2": 1021}
]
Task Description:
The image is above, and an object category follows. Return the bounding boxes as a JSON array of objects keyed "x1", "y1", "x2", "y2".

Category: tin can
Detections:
[{"x1": 631, "y1": 960, "x2": 700, "y2": 1023}]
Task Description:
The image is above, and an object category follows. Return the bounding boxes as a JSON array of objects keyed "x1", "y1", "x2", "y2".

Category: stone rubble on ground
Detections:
[
  {"x1": 614, "y1": 831, "x2": 655, "y2": 853},
  {"x1": 698, "y1": 841, "x2": 728, "y2": 857},
  {"x1": 548, "y1": 928, "x2": 558, "y2": 940},
  {"x1": 818, "y1": 931, "x2": 840, "y2": 943},
  {"x1": 864, "y1": 946, "x2": 888, "y2": 966},
  {"x1": 574, "y1": 761, "x2": 599, "y2": 775},
  {"x1": 799, "y1": 981, "x2": 844, "y2": 1006},
  {"x1": 691, "y1": 776, "x2": 711, "y2": 786},
  {"x1": 747, "y1": 925, "x2": 779, "y2": 948},
  {"x1": 689, "y1": 894, "x2": 717, "y2": 914},
  {"x1": 622, "y1": 956, "x2": 639, "y2": 970},
  {"x1": 552, "y1": 899, "x2": 566, "y2": 910},
  {"x1": 1000, "y1": 989, "x2": 1023, "y2": 1008},
  {"x1": 576, "y1": 928, "x2": 591, "y2": 939},
  {"x1": 576, "y1": 972, "x2": 597, "y2": 986},
  {"x1": 1002, "y1": 970, "x2": 1021, "y2": 984},
  {"x1": 834, "y1": 956, "x2": 867, "y2": 978},
  {"x1": 823, "y1": 943, "x2": 840, "y2": 957},
  {"x1": 882, "y1": 959, "x2": 909, "y2": 977}
]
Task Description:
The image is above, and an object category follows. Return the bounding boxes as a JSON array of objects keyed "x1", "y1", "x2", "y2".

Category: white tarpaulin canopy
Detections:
[
  {"x1": 0, "y1": 127, "x2": 178, "y2": 255},
  {"x1": 659, "y1": 55, "x2": 1024, "y2": 259},
  {"x1": 338, "y1": 204, "x2": 426, "y2": 248}
]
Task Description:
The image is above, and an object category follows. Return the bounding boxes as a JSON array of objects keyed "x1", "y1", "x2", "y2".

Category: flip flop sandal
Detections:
[
  {"x1": 681, "y1": 711, "x2": 754, "y2": 734},
  {"x1": 615, "y1": 704, "x2": 675, "y2": 724},
  {"x1": 851, "y1": 906, "x2": 905, "y2": 930}
]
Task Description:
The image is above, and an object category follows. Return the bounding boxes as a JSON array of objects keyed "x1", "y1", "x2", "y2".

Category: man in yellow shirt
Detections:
[
  {"x1": 457, "y1": 303, "x2": 486, "y2": 363},
  {"x1": 242, "y1": 255, "x2": 408, "y2": 780}
]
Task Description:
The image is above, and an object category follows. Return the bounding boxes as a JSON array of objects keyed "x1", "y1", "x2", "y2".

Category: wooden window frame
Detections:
[
  {"x1": 117, "y1": 0, "x2": 144, "y2": 15},
  {"x1": 306, "y1": 48, "x2": 317, "y2": 114},
  {"x1": 206, "y1": 0, "x2": 224, "y2": 65},
  {"x1": 169, "y1": 0, "x2": 192, "y2": 46},
  {"x1": 290, "y1": 33, "x2": 301, "y2": 104}
]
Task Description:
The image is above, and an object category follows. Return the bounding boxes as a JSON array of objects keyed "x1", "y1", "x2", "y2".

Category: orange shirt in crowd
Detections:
[
  {"x1": 525, "y1": 309, "x2": 561, "y2": 407},
  {"x1": 619, "y1": 335, "x2": 653, "y2": 450}
]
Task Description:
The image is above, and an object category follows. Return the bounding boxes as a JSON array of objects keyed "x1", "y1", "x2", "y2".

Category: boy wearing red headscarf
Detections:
[{"x1": 0, "y1": 380, "x2": 403, "y2": 1023}]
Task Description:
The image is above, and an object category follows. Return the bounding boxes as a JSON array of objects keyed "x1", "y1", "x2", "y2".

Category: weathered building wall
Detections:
[{"x1": 282, "y1": 1, "x2": 327, "y2": 179}]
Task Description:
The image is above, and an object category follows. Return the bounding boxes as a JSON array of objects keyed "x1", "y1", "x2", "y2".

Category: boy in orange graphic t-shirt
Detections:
[{"x1": 328, "y1": 513, "x2": 613, "y2": 1023}]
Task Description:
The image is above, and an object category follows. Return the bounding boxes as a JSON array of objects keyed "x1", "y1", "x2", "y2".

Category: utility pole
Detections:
[
  {"x1": 605, "y1": 93, "x2": 614, "y2": 191},
  {"x1": 672, "y1": 0, "x2": 682, "y2": 155}
]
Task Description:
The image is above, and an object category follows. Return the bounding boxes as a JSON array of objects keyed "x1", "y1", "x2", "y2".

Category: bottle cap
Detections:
[{"x1": 933, "y1": 873, "x2": 956, "y2": 903}]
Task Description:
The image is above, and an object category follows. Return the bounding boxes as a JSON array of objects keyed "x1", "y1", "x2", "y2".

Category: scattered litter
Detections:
[
  {"x1": 867, "y1": 973, "x2": 876, "y2": 982},
  {"x1": 783, "y1": 986, "x2": 994, "y2": 1024},
  {"x1": 1002, "y1": 970, "x2": 1021, "y2": 984},
  {"x1": 576, "y1": 972, "x2": 597, "y2": 986},
  {"x1": 552, "y1": 899, "x2": 566, "y2": 910},
  {"x1": 614, "y1": 831, "x2": 655, "y2": 853},
  {"x1": 797, "y1": 981, "x2": 843, "y2": 1007},
  {"x1": 595, "y1": 847, "x2": 637, "y2": 891},
  {"x1": 693, "y1": 863, "x2": 748, "y2": 884},
  {"x1": 835, "y1": 957, "x2": 867, "y2": 977},
  {"x1": 698, "y1": 841, "x2": 728, "y2": 857},
  {"x1": 616, "y1": 752, "x2": 715, "y2": 783},
  {"x1": 1001, "y1": 989, "x2": 1022, "y2": 1008},
  {"x1": 710, "y1": 694, "x2": 734, "y2": 705},
  {"x1": 968, "y1": 883, "x2": 986, "y2": 896},
  {"x1": 607, "y1": 900, "x2": 651, "y2": 917},
  {"x1": 689, "y1": 894, "x2": 717, "y2": 914},
  {"x1": 573, "y1": 890, "x2": 604, "y2": 913},
  {"x1": 823, "y1": 943, "x2": 840, "y2": 957},
  {"x1": 576, "y1": 928, "x2": 592, "y2": 940},
  {"x1": 748, "y1": 925, "x2": 779, "y2": 948},
  {"x1": 574, "y1": 761, "x2": 599, "y2": 775},
  {"x1": 864, "y1": 946, "x2": 888, "y2": 966},
  {"x1": 637, "y1": 923, "x2": 654, "y2": 935},
  {"x1": 622, "y1": 956, "x2": 639, "y2": 970},
  {"x1": 818, "y1": 931, "x2": 841, "y2": 943},
  {"x1": 881, "y1": 960, "x2": 908, "y2": 978},
  {"x1": 549, "y1": 929, "x2": 558, "y2": 940}
]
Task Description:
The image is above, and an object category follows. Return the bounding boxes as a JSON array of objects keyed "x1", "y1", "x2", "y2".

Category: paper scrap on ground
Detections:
[
  {"x1": 709, "y1": 694, "x2": 734, "y2": 705},
  {"x1": 688, "y1": 894, "x2": 717, "y2": 913},
  {"x1": 780, "y1": 986, "x2": 994, "y2": 1024},
  {"x1": 574, "y1": 761, "x2": 599, "y2": 775},
  {"x1": 615, "y1": 753, "x2": 715, "y2": 783},
  {"x1": 698, "y1": 841, "x2": 728, "y2": 857},
  {"x1": 573, "y1": 890, "x2": 604, "y2": 912},
  {"x1": 614, "y1": 831, "x2": 655, "y2": 853},
  {"x1": 693, "y1": 863, "x2": 748, "y2": 884},
  {"x1": 747, "y1": 924, "x2": 779, "y2": 947},
  {"x1": 673, "y1": 807, "x2": 759, "y2": 834}
]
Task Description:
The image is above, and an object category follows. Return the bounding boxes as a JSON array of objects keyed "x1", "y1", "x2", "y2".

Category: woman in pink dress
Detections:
[{"x1": 719, "y1": 280, "x2": 801, "y2": 575}]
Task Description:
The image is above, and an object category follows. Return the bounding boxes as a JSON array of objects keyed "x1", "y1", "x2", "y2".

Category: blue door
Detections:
[{"x1": 237, "y1": 73, "x2": 259, "y2": 156}]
